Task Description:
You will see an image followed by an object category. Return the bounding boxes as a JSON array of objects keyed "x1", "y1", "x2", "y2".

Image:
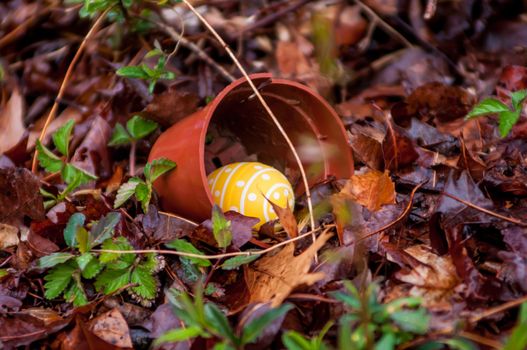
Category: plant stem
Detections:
[
  {"x1": 179, "y1": 0, "x2": 317, "y2": 256},
  {"x1": 129, "y1": 140, "x2": 137, "y2": 176}
]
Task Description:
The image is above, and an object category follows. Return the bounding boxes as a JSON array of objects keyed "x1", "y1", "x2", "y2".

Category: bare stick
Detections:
[
  {"x1": 179, "y1": 0, "x2": 318, "y2": 254},
  {"x1": 31, "y1": 9, "x2": 110, "y2": 173}
]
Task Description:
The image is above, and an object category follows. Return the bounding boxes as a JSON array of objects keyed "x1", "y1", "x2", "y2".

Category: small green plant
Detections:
[
  {"x1": 109, "y1": 115, "x2": 158, "y2": 147},
  {"x1": 334, "y1": 282, "x2": 429, "y2": 350},
  {"x1": 114, "y1": 157, "x2": 176, "y2": 213},
  {"x1": 155, "y1": 286, "x2": 292, "y2": 349},
  {"x1": 39, "y1": 212, "x2": 163, "y2": 306},
  {"x1": 36, "y1": 120, "x2": 97, "y2": 208},
  {"x1": 282, "y1": 322, "x2": 333, "y2": 350},
  {"x1": 117, "y1": 49, "x2": 175, "y2": 93},
  {"x1": 466, "y1": 90, "x2": 527, "y2": 137},
  {"x1": 503, "y1": 302, "x2": 527, "y2": 350}
]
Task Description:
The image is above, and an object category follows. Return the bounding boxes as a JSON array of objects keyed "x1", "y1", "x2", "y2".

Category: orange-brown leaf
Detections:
[{"x1": 341, "y1": 170, "x2": 396, "y2": 211}]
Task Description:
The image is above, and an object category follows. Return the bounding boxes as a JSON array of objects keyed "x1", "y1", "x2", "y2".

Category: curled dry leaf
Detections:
[
  {"x1": 245, "y1": 231, "x2": 332, "y2": 307},
  {"x1": 390, "y1": 244, "x2": 460, "y2": 310},
  {"x1": 88, "y1": 308, "x2": 133, "y2": 349},
  {"x1": 268, "y1": 200, "x2": 298, "y2": 238},
  {"x1": 340, "y1": 169, "x2": 396, "y2": 212},
  {"x1": 0, "y1": 223, "x2": 19, "y2": 250},
  {"x1": 0, "y1": 88, "x2": 26, "y2": 154}
]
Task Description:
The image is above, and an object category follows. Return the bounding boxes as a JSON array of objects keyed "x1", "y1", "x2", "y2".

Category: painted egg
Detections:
[{"x1": 207, "y1": 162, "x2": 295, "y2": 227}]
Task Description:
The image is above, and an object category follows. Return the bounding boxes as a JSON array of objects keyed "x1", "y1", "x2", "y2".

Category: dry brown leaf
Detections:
[
  {"x1": 389, "y1": 245, "x2": 460, "y2": 310},
  {"x1": 0, "y1": 223, "x2": 19, "y2": 250},
  {"x1": 341, "y1": 169, "x2": 395, "y2": 211},
  {"x1": 268, "y1": 200, "x2": 298, "y2": 238},
  {"x1": 0, "y1": 88, "x2": 26, "y2": 154},
  {"x1": 276, "y1": 41, "x2": 311, "y2": 77},
  {"x1": 89, "y1": 308, "x2": 132, "y2": 348},
  {"x1": 245, "y1": 231, "x2": 332, "y2": 307}
]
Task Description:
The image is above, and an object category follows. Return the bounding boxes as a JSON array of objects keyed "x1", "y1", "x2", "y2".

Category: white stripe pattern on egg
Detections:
[
  {"x1": 262, "y1": 183, "x2": 291, "y2": 222},
  {"x1": 210, "y1": 165, "x2": 229, "y2": 198},
  {"x1": 239, "y1": 168, "x2": 274, "y2": 215},
  {"x1": 219, "y1": 162, "x2": 245, "y2": 208}
]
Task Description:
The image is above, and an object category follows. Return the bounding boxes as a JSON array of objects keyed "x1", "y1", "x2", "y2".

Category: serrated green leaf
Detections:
[
  {"x1": 52, "y1": 119, "x2": 75, "y2": 157},
  {"x1": 61, "y1": 163, "x2": 97, "y2": 185},
  {"x1": 511, "y1": 89, "x2": 527, "y2": 111},
  {"x1": 44, "y1": 262, "x2": 75, "y2": 299},
  {"x1": 64, "y1": 213, "x2": 85, "y2": 247},
  {"x1": 89, "y1": 212, "x2": 121, "y2": 248},
  {"x1": 76, "y1": 253, "x2": 94, "y2": 271},
  {"x1": 64, "y1": 274, "x2": 88, "y2": 306},
  {"x1": 165, "y1": 239, "x2": 211, "y2": 267},
  {"x1": 221, "y1": 254, "x2": 259, "y2": 270},
  {"x1": 82, "y1": 257, "x2": 103, "y2": 279},
  {"x1": 241, "y1": 304, "x2": 292, "y2": 345},
  {"x1": 108, "y1": 123, "x2": 132, "y2": 146},
  {"x1": 95, "y1": 267, "x2": 130, "y2": 295},
  {"x1": 114, "y1": 177, "x2": 142, "y2": 208},
  {"x1": 154, "y1": 326, "x2": 203, "y2": 346},
  {"x1": 141, "y1": 253, "x2": 159, "y2": 272},
  {"x1": 204, "y1": 303, "x2": 237, "y2": 345},
  {"x1": 116, "y1": 65, "x2": 149, "y2": 79},
  {"x1": 99, "y1": 236, "x2": 134, "y2": 264},
  {"x1": 499, "y1": 110, "x2": 521, "y2": 137},
  {"x1": 144, "y1": 157, "x2": 176, "y2": 183},
  {"x1": 130, "y1": 265, "x2": 158, "y2": 300},
  {"x1": 212, "y1": 205, "x2": 232, "y2": 248},
  {"x1": 36, "y1": 140, "x2": 64, "y2": 173},
  {"x1": 466, "y1": 98, "x2": 510, "y2": 119},
  {"x1": 135, "y1": 182, "x2": 151, "y2": 213},
  {"x1": 126, "y1": 115, "x2": 158, "y2": 140},
  {"x1": 39, "y1": 252, "x2": 75, "y2": 268}
]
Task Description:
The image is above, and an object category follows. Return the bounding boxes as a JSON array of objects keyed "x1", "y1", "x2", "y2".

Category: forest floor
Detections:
[{"x1": 1, "y1": 0, "x2": 527, "y2": 349}]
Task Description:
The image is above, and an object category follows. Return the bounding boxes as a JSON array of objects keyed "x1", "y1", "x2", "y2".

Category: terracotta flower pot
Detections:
[{"x1": 148, "y1": 73, "x2": 354, "y2": 222}]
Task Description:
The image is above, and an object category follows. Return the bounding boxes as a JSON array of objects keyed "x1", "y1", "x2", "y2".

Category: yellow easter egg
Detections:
[{"x1": 207, "y1": 162, "x2": 294, "y2": 227}]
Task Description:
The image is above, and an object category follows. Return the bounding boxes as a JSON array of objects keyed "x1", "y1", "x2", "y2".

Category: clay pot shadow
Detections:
[{"x1": 148, "y1": 73, "x2": 354, "y2": 222}]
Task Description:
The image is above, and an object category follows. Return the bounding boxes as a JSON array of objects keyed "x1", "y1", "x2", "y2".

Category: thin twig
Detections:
[
  {"x1": 469, "y1": 294, "x2": 527, "y2": 324},
  {"x1": 443, "y1": 192, "x2": 527, "y2": 227},
  {"x1": 31, "y1": 9, "x2": 110, "y2": 173},
  {"x1": 180, "y1": 0, "x2": 318, "y2": 257},
  {"x1": 355, "y1": 0, "x2": 413, "y2": 48},
  {"x1": 154, "y1": 19, "x2": 235, "y2": 82},
  {"x1": 94, "y1": 225, "x2": 331, "y2": 259}
]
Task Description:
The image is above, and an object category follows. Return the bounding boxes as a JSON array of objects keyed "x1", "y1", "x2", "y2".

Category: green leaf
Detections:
[
  {"x1": 114, "y1": 177, "x2": 142, "y2": 208},
  {"x1": 145, "y1": 48, "x2": 163, "y2": 59},
  {"x1": 204, "y1": 303, "x2": 238, "y2": 345},
  {"x1": 165, "y1": 239, "x2": 211, "y2": 267},
  {"x1": 375, "y1": 332, "x2": 396, "y2": 350},
  {"x1": 0, "y1": 269, "x2": 8, "y2": 278},
  {"x1": 511, "y1": 89, "x2": 527, "y2": 111},
  {"x1": 504, "y1": 303, "x2": 527, "y2": 350},
  {"x1": 282, "y1": 331, "x2": 313, "y2": 350},
  {"x1": 499, "y1": 110, "x2": 521, "y2": 137},
  {"x1": 144, "y1": 157, "x2": 176, "y2": 183},
  {"x1": 64, "y1": 274, "x2": 88, "y2": 306},
  {"x1": 130, "y1": 265, "x2": 158, "y2": 300},
  {"x1": 221, "y1": 254, "x2": 260, "y2": 270},
  {"x1": 99, "y1": 236, "x2": 134, "y2": 264},
  {"x1": 76, "y1": 227, "x2": 89, "y2": 254},
  {"x1": 108, "y1": 123, "x2": 132, "y2": 146},
  {"x1": 241, "y1": 304, "x2": 293, "y2": 345},
  {"x1": 76, "y1": 253, "x2": 94, "y2": 271},
  {"x1": 466, "y1": 98, "x2": 511, "y2": 119},
  {"x1": 135, "y1": 182, "x2": 151, "y2": 213},
  {"x1": 36, "y1": 140, "x2": 64, "y2": 173},
  {"x1": 390, "y1": 309, "x2": 429, "y2": 334},
  {"x1": 154, "y1": 326, "x2": 203, "y2": 345},
  {"x1": 52, "y1": 119, "x2": 75, "y2": 157},
  {"x1": 39, "y1": 252, "x2": 75, "y2": 268},
  {"x1": 95, "y1": 268, "x2": 131, "y2": 295},
  {"x1": 141, "y1": 253, "x2": 160, "y2": 272},
  {"x1": 61, "y1": 163, "x2": 97, "y2": 185},
  {"x1": 116, "y1": 65, "x2": 149, "y2": 79},
  {"x1": 89, "y1": 212, "x2": 121, "y2": 248},
  {"x1": 438, "y1": 338, "x2": 478, "y2": 350},
  {"x1": 212, "y1": 205, "x2": 232, "y2": 248},
  {"x1": 44, "y1": 262, "x2": 76, "y2": 299},
  {"x1": 126, "y1": 115, "x2": 158, "y2": 140},
  {"x1": 64, "y1": 213, "x2": 85, "y2": 248},
  {"x1": 82, "y1": 257, "x2": 103, "y2": 279}
]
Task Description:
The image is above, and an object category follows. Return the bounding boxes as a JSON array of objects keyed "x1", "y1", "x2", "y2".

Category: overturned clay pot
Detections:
[{"x1": 148, "y1": 73, "x2": 354, "y2": 222}]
